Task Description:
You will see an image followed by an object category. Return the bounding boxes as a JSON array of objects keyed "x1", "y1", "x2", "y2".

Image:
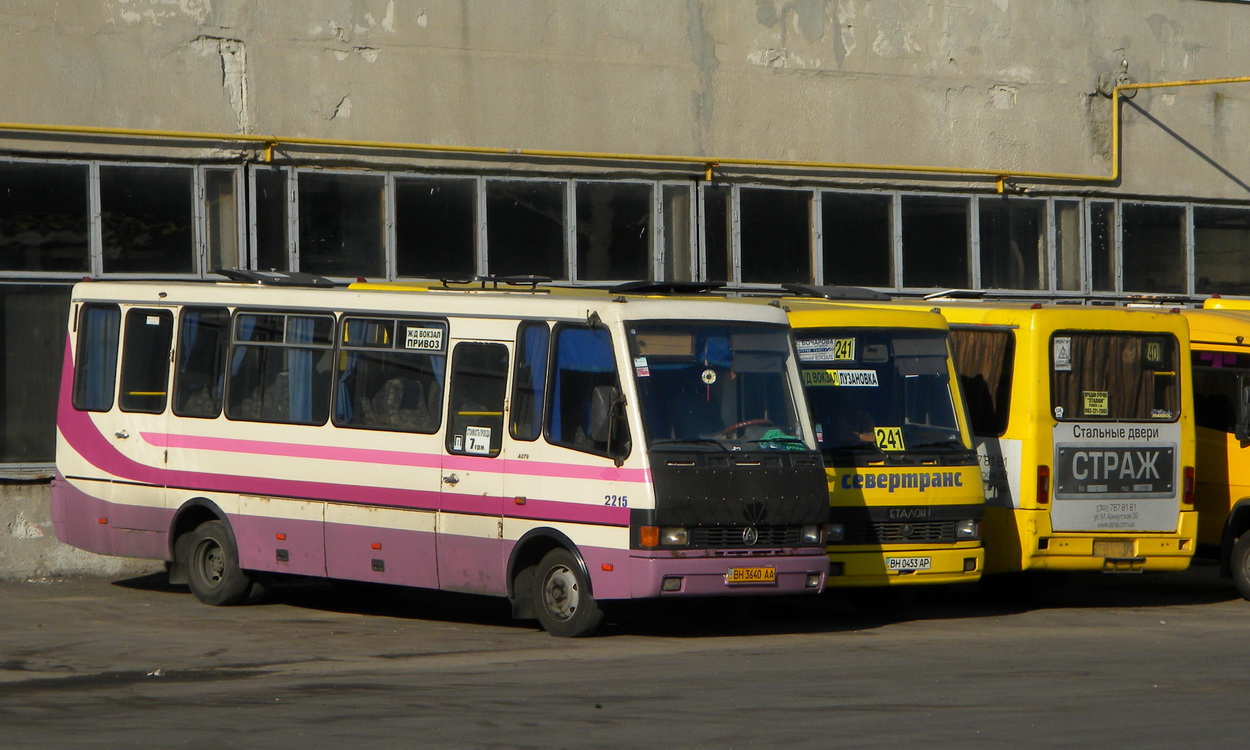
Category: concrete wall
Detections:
[
  {"x1": 2, "y1": 1, "x2": 1250, "y2": 197},
  {"x1": 0, "y1": 482, "x2": 161, "y2": 580}
]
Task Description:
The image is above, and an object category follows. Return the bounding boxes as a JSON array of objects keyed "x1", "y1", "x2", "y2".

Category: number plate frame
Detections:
[{"x1": 726, "y1": 567, "x2": 777, "y2": 584}]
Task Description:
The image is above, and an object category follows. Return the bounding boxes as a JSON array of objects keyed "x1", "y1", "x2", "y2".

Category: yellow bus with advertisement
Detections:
[
  {"x1": 881, "y1": 298, "x2": 1197, "y2": 576},
  {"x1": 770, "y1": 286, "x2": 985, "y2": 589}
]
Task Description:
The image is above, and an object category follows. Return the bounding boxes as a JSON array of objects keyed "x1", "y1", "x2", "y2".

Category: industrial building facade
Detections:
[{"x1": 2, "y1": 1, "x2": 1250, "y2": 495}]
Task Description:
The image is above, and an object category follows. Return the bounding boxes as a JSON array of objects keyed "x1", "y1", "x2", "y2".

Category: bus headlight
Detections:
[
  {"x1": 826, "y1": 523, "x2": 846, "y2": 543},
  {"x1": 660, "y1": 527, "x2": 689, "y2": 546},
  {"x1": 801, "y1": 525, "x2": 823, "y2": 545},
  {"x1": 956, "y1": 519, "x2": 979, "y2": 540}
]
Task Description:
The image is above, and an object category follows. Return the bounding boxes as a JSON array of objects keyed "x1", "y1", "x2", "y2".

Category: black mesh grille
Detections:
[
  {"x1": 847, "y1": 520, "x2": 958, "y2": 544},
  {"x1": 690, "y1": 526, "x2": 803, "y2": 547}
]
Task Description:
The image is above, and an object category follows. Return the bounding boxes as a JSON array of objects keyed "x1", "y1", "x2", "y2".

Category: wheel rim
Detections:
[
  {"x1": 541, "y1": 564, "x2": 580, "y2": 622},
  {"x1": 195, "y1": 538, "x2": 225, "y2": 589}
]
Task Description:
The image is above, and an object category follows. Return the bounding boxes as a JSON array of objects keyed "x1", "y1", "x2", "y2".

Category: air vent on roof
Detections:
[{"x1": 215, "y1": 269, "x2": 335, "y2": 288}]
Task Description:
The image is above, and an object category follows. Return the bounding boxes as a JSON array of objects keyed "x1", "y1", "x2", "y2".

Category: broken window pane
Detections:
[
  {"x1": 980, "y1": 198, "x2": 1045, "y2": 290},
  {"x1": 822, "y1": 192, "x2": 891, "y2": 287},
  {"x1": 1122, "y1": 203, "x2": 1185, "y2": 294},
  {"x1": 741, "y1": 188, "x2": 810, "y2": 284},
  {"x1": 297, "y1": 172, "x2": 385, "y2": 278},
  {"x1": 901, "y1": 195, "x2": 969, "y2": 289},
  {"x1": 254, "y1": 168, "x2": 290, "y2": 272},
  {"x1": 1089, "y1": 201, "x2": 1115, "y2": 292},
  {"x1": 576, "y1": 181, "x2": 652, "y2": 281},
  {"x1": 206, "y1": 169, "x2": 241, "y2": 273},
  {"x1": 100, "y1": 165, "x2": 194, "y2": 274},
  {"x1": 702, "y1": 185, "x2": 733, "y2": 283},
  {"x1": 0, "y1": 162, "x2": 89, "y2": 273},
  {"x1": 396, "y1": 176, "x2": 476, "y2": 279},
  {"x1": 1195, "y1": 207, "x2": 1250, "y2": 296},
  {"x1": 486, "y1": 180, "x2": 566, "y2": 279},
  {"x1": 663, "y1": 185, "x2": 693, "y2": 281}
]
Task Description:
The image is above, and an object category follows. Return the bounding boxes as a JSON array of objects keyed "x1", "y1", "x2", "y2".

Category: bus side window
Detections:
[
  {"x1": 1192, "y1": 368, "x2": 1239, "y2": 434},
  {"x1": 446, "y1": 342, "x2": 509, "y2": 457},
  {"x1": 226, "y1": 312, "x2": 334, "y2": 425},
  {"x1": 118, "y1": 308, "x2": 174, "y2": 414},
  {"x1": 548, "y1": 325, "x2": 631, "y2": 459},
  {"x1": 950, "y1": 328, "x2": 1014, "y2": 437},
  {"x1": 510, "y1": 321, "x2": 549, "y2": 441},
  {"x1": 173, "y1": 306, "x2": 229, "y2": 419},
  {"x1": 72, "y1": 303, "x2": 121, "y2": 412}
]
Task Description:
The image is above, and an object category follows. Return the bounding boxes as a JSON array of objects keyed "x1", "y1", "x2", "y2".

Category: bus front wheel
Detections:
[
  {"x1": 1231, "y1": 534, "x2": 1250, "y2": 601},
  {"x1": 185, "y1": 520, "x2": 261, "y2": 606},
  {"x1": 533, "y1": 548, "x2": 604, "y2": 637}
]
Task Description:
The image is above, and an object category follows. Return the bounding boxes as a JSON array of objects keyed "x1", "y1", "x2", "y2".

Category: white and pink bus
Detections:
[{"x1": 52, "y1": 272, "x2": 828, "y2": 636}]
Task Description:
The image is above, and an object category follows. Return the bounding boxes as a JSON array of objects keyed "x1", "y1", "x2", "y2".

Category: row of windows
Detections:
[
  {"x1": 73, "y1": 304, "x2": 629, "y2": 460},
  {"x1": 5, "y1": 159, "x2": 1250, "y2": 295}
]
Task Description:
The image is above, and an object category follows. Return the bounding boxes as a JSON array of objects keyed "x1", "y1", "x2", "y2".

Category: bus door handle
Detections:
[
  {"x1": 114, "y1": 430, "x2": 129, "y2": 440},
  {"x1": 442, "y1": 473, "x2": 460, "y2": 486}
]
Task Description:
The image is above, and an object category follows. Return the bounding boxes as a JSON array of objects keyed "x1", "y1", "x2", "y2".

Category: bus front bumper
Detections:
[{"x1": 626, "y1": 550, "x2": 827, "y2": 597}]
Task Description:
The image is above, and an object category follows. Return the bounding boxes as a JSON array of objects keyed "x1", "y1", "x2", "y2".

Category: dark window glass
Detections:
[
  {"x1": 1090, "y1": 201, "x2": 1115, "y2": 292},
  {"x1": 119, "y1": 309, "x2": 174, "y2": 413},
  {"x1": 901, "y1": 195, "x2": 969, "y2": 289},
  {"x1": 1195, "y1": 207, "x2": 1250, "y2": 296},
  {"x1": 173, "y1": 307, "x2": 230, "y2": 418},
  {"x1": 100, "y1": 166, "x2": 195, "y2": 274},
  {"x1": 702, "y1": 185, "x2": 732, "y2": 283},
  {"x1": 227, "y1": 312, "x2": 334, "y2": 424},
  {"x1": 298, "y1": 172, "x2": 385, "y2": 278},
  {"x1": 548, "y1": 326, "x2": 629, "y2": 458},
  {"x1": 949, "y1": 328, "x2": 1015, "y2": 437},
  {"x1": 1192, "y1": 365, "x2": 1243, "y2": 434},
  {"x1": 446, "y1": 342, "x2": 509, "y2": 457},
  {"x1": 511, "y1": 321, "x2": 549, "y2": 441},
  {"x1": 73, "y1": 303, "x2": 121, "y2": 412},
  {"x1": 822, "y1": 193, "x2": 891, "y2": 287},
  {"x1": 740, "y1": 188, "x2": 810, "y2": 284},
  {"x1": 0, "y1": 162, "x2": 90, "y2": 273},
  {"x1": 486, "y1": 181, "x2": 565, "y2": 279},
  {"x1": 1050, "y1": 332, "x2": 1179, "y2": 422},
  {"x1": 3, "y1": 285, "x2": 72, "y2": 464},
  {"x1": 980, "y1": 199, "x2": 1045, "y2": 290},
  {"x1": 576, "y1": 182, "x2": 652, "y2": 281},
  {"x1": 395, "y1": 177, "x2": 476, "y2": 278},
  {"x1": 1122, "y1": 204, "x2": 1185, "y2": 294},
  {"x1": 334, "y1": 317, "x2": 447, "y2": 433},
  {"x1": 254, "y1": 168, "x2": 290, "y2": 272}
]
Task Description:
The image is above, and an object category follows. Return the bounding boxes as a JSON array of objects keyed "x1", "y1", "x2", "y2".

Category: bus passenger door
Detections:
[
  {"x1": 106, "y1": 306, "x2": 177, "y2": 530},
  {"x1": 438, "y1": 340, "x2": 510, "y2": 595}
]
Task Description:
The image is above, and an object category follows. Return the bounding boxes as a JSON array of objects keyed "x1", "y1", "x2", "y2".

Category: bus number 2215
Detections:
[{"x1": 604, "y1": 495, "x2": 629, "y2": 507}]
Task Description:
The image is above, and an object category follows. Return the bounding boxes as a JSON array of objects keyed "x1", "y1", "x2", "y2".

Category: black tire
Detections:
[
  {"x1": 1231, "y1": 534, "x2": 1250, "y2": 601},
  {"x1": 532, "y1": 548, "x2": 604, "y2": 637},
  {"x1": 184, "y1": 520, "x2": 257, "y2": 606}
]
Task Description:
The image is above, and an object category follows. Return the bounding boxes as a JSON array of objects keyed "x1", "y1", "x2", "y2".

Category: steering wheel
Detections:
[{"x1": 720, "y1": 418, "x2": 773, "y2": 439}]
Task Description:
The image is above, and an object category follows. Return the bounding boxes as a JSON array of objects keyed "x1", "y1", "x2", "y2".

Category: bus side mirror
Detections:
[{"x1": 1236, "y1": 384, "x2": 1250, "y2": 443}]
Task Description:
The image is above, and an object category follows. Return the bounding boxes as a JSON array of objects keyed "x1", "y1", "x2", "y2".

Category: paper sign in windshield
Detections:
[
  {"x1": 802, "y1": 369, "x2": 879, "y2": 387},
  {"x1": 797, "y1": 338, "x2": 855, "y2": 362}
]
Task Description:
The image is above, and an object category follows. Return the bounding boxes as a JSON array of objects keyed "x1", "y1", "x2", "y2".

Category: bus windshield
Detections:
[
  {"x1": 627, "y1": 322, "x2": 806, "y2": 450},
  {"x1": 1050, "y1": 331, "x2": 1179, "y2": 422},
  {"x1": 795, "y1": 328, "x2": 965, "y2": 464}
]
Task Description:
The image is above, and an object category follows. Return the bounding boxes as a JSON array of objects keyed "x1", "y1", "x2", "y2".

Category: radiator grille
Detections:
[
  {"x1": 848, "y1": 520, "x2": 958, "y2": 544},
  {"x1": 690, "y1": 526, "x2": 803, "y2": 547}
]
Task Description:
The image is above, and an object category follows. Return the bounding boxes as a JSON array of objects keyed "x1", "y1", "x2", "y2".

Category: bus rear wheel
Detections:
[
  {"x1": 1231, "y1": 534, "x2": 1250, "y2": 601},
  {"x1": 532, "y1": 548, "x2": 604, "y2": 637},
  {"x1": 185, "y1": 520, "x2": 261, "y2": 606}
]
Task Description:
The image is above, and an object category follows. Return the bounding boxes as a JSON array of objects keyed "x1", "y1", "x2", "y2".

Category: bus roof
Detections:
[
  {"x1": 1181, "y1": 307, "x2": 1250, "y2": 350},
  {"x1": 68, "y1": 279, "x2": 794, "y2": 328}
]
